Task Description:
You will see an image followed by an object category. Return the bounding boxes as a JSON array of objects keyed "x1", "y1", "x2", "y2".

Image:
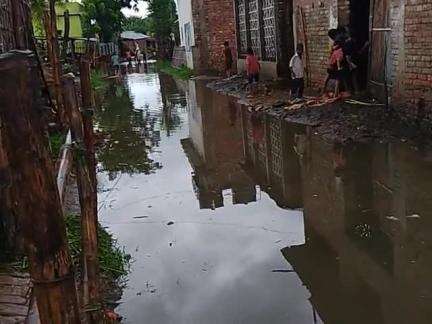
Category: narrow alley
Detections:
[{"x1": 95, "y1": 68, "x2": 432, "y2": 324}]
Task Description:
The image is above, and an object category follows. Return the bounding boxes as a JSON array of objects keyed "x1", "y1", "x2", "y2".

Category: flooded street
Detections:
[{"x1": 96, "y1": 70, "x2": 432, "y2": 324}]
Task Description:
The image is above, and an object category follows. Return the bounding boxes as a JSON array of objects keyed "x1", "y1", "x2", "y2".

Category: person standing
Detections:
[
  {"x1": 289, "y1": 43, "x2": 305, "y2": 100},
  {"x1": 223, "y1": 41, "x2": 234, "y2": 78},
  {"x1": 246, "y1": 47, "x2": 260, "y2": 83}
]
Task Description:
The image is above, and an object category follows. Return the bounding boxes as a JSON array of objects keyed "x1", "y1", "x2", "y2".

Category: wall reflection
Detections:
[{"x1": 183, "y1": 79, "x2": 432, "y2": 324}]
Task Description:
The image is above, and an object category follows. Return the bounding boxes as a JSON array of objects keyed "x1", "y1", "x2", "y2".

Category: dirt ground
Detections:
[{"x1": 207, "y1": 76, "x2": 432, "y2": 146}]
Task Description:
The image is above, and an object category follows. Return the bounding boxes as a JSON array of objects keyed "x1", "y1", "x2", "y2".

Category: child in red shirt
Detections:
[{"x1": 246, "y1": 47, "x2": 260, "y2": 84}]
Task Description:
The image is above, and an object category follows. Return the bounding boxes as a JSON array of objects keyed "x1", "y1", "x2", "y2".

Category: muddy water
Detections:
[{"x1": 97, "y1": 72, "x2": 432, "y2": 324}]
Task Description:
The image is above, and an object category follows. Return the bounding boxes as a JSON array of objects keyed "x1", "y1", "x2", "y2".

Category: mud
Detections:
[{"x1": 208, "y1": 76, "x2": 432, "y2": 146}]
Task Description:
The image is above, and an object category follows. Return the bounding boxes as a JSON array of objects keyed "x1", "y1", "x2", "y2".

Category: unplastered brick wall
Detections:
[
  {"x1": 193, "y1": 0, "x2": 237, "y2": 73},
  {"x1": 338, "y1": 0, "x2": 350, "y2": 26},
  {"x1": 206, "y1": 0, "x2": 237, "y2": 72},
  {"x1": 294, "y1": 0, "x2": 332, "y2": 88},
  {"x1": 403, "y1": 0, "x2": 432, "y2": 108}
]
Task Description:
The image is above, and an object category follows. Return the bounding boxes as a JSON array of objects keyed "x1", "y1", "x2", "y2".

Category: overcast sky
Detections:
[{"x1": 121, "y1": 0, "x2": 149, "y2": 18}]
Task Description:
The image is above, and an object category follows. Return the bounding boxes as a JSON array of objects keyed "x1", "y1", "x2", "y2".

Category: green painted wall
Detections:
[{"x1": 33, "y1": 2, "x2": 84, "y2": 38}]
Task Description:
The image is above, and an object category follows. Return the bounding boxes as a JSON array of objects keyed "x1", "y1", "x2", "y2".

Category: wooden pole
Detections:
[
  {"x1": 62, "y1": 10, "x2": 71, "y2": 61},
  {"x1": 62, "y1": 75, "x2": 101, "y2": 322},
  {"x1": 44, "y1": 0, "x2": 64, "y2": 124},
  {"x1": 79, "y1": 59, "x2": 98, "y2": 207},
  {"x1": 0, "y1": 51, "x2": 80, "y2": 324}
]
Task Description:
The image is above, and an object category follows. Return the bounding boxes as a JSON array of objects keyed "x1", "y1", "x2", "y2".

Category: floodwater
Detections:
[{"x1": 96, "y1": 70, "x2": 432, "y2": 324}]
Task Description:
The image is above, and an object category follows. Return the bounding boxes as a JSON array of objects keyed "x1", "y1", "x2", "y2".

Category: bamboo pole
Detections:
[
  {"x1": 62, "y1": 74, "x2": 101, "y2": 322},
  {"x1": 0, "y1": 51, "x2": 80, "y2": 324}
]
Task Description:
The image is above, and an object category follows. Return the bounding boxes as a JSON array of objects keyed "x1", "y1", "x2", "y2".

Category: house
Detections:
[
  {"x1": 177, "y1": 0, "x2": 238, "y2": 74},
  {"x1": 292, "y1": 0, "x2": 432, "y2": 110},
  {"x1": 56, "y1": 1, "x2": 84, "y2": 38},
  {"x1": 33, "y1": 1, "x2": 84, "y2": 38},
  {"x1": 231, "y1": 0, "x2": 431, "y2": 110},
  {"x1": 120, "y1": 31, "x2": 157, "y2": 57},
  {"x1": 233, "y1": 0, "x2": 295, "y2": 79}
]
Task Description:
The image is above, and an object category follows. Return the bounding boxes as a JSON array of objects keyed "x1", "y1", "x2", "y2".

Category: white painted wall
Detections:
[{"x1": 176, "y1": 0, "x2": 195, "y2": 69}]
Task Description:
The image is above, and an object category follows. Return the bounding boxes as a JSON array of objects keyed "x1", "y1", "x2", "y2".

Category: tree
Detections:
[
  {"x1": 122, "y1": 16, "x2": 154, "y2": 36},
  {"x1": 82, "y1": 0, "x2": 134, "y2": 42},
  {"x1": 144, "y1": 0, "x2": 179, "y2": 58}
]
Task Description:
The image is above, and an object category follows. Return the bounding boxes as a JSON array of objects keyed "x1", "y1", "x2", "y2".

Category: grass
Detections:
[
  {"x1": 157, "y1": 60, "x2": 194, "y2": 80},
  {"x1": 91, "y1": 69, "x2": 110, "y2": 94},
  {"x1": 65, "y1": 214, "x2": 131, "y2": 279},
  {"x1": 1, "y1": 215, "x2": 130, "y2": 289},
  {"x1": 49, "y1": 131, "x2": 66, "y2": 159}
]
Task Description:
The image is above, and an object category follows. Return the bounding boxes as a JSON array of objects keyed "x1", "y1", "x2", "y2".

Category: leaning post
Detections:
[
  {"x1": 62, "y1": 74, "x2": 101, "y2": 321},
  {"x1": 0, "y1": 51, "x2": 81, "y2": 324}
]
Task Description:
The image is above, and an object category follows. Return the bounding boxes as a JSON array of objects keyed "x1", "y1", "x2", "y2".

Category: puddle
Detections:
[{"x1": 97, "y1": 71, "x2": 432, "y2": 324}]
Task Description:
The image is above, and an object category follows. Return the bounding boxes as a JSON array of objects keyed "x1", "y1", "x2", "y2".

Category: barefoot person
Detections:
[
  {"x1": 223, "y1": 41, "x2": 234, "y2": 78},
  {"x1": 289, "y1": 43, "x2": 305, "y2": 100}
]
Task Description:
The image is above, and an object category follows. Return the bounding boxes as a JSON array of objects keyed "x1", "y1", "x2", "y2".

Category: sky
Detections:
[{"x1": 121, "y1": 0, "x2": 149, "y2": 18}]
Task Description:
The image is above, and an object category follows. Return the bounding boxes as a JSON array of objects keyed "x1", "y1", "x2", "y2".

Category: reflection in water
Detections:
[
  {"x1": 95, "y1": 82, "x2": 160, "y2": 179},
  {"x1": 98, "y1": 71, "x2": 432, "y2": 324}
]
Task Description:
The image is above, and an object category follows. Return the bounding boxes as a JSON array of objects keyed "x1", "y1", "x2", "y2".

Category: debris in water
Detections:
[
  {"x1": 272, "y1": 269, "x2": 295, "y2": 273},
  {"x1": 406, "y1": 214, "x2": 420, "y2": 219},
  {"x1": 167, "y1": 221, "x2": 174, "y2": 226},
  {"x1": 133, "y1": 216, "x2": 149, "y2": 219},
  {"x1": 275, "y1": 239, "x2": 282, "y2": 243},
  {"x1": 386, "y1": 216, "x2": 399, "y2": 221}
]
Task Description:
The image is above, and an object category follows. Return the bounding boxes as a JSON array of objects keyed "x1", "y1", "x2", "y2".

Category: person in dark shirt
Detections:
[{"x1": 223, "y1": 41, "x2": 234, "y2": 78}]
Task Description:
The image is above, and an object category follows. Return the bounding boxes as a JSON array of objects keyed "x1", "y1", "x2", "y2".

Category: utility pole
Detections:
[{"x1": 0, "y1": 51, "x2": 80, "y2": 324}]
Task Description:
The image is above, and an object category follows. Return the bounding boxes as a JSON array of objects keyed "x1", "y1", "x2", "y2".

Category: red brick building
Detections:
[
  {"x1": 292, "y1": 0, "x2": 432, "y2": 110},
  {"x1": 177, "y1": 0, "x2": 238, "y2": 74}
]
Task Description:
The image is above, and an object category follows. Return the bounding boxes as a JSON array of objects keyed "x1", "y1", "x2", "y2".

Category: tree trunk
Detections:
[{"x1": 0, "y1": 51, "x2": 80, "y2": 323}]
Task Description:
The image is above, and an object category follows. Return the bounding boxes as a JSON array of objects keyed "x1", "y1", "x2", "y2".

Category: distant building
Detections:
[
  {"x1": 56, "y1": 2, "x2": 84, "y2": 38},
  {"x1": 33, "y1": 1, "x2": 84, "y2": 38},
  {"x1": 176, "y1": 0, "x2": 237, "y2": 74}
]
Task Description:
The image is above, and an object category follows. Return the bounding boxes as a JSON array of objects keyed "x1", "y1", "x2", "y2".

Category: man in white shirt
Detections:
[{"x1": 289, "y1": 43, "x2": 305, "y2": 100}]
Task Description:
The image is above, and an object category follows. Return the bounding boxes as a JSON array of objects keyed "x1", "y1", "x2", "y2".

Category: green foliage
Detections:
[
  {"x1": 49, "y1": 131, "x2": 66, "y2": 159},
  {"x1": 65, "y1": 214, "x2": 131, "y2": 279},
  {"x1": 82, "y1": 0, "x2": 133, "y2": 42},
  {"x1": 90, "y1": 69, "x2": 109, "y2": 94},
  {"x1": 157, "y1": 60, "x2": 193, "y2": 80},
  {"x1": 145, "y1": 0, "x2": 179, "y2": 42},
  {"x1": 122, "y1": 16, "x2": 154, "y2": 36}
]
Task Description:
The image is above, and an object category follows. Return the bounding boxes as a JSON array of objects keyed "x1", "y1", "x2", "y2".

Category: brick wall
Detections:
[
  {"x1": 192, "y1": 0, "x2": 237, "y2": 74},
  {"x1": 402, "y1": 0, "x2": 432, "y2": 108},
  {"x1": 294, "y1": 0, "x2": 332, "y2": 88}
]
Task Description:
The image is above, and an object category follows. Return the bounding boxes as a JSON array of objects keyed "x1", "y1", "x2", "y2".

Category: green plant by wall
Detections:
[{"x1": 156, "y1": 60, "x2": 194, "y2": 80}]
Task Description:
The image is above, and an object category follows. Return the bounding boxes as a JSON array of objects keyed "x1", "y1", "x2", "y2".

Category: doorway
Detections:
[{"x1": 348, "y1": 0, "x2": 371, "y2": 90}]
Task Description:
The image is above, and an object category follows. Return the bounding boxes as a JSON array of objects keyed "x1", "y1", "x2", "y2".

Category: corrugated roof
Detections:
[{"x1": 120, "y1": 31, "x2": 150, "y2": 40}]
